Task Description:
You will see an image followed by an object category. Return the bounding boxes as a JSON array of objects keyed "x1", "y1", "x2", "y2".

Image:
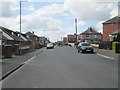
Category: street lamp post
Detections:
[
  {"x1": 75, "y1": 18, "x2": 78, "y2": 45},
  {"x1": 19, "y1": 0, "x2": 28, "y2": 55},
  {"x1": 19, "y1": 1, "x2": 22, "y2": 55}
]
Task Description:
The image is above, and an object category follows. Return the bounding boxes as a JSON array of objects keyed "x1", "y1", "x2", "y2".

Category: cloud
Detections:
[
  {"x1": 63, "y1": 0, "x2": 118, "y2": 20},
  {"x1": 1, "y1": 2, "x2": 12, "y2": 17},
  {"x1": 26, "y1": 4, "x2": 35, "y2": 12},
  {"x1": 0, "y1": 0, "x2": 118, "y2": 42},
  {"x1": 34, "y1": 3, "x2": 64, "y2": 16},
  {"x1": 0, "y1": 17, "x2": 20, "y2": 31},
  {"x1": 0, "y1": 1, "x2": 18, "y2": 17},
  {"x1": 77, "y1": 21, "x2": 86, "y2": 28},
  {"x1": 95, "y1": 21, "x2": 105, "y2": 33}
]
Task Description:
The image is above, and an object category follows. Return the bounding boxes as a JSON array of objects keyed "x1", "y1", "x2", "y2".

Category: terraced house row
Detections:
[{"x1": 0, "y1": 26, "x2": 49, "y2": 58}]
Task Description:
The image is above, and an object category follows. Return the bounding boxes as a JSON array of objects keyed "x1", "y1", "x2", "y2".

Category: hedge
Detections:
[{"x1": 112, "y1": 42, "x2": 120, "y2": 51}]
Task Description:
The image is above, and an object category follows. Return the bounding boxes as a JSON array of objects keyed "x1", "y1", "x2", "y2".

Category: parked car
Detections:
[
  {"x1": 46, "y1": 43, "x2": 54, "y2": 49},
  {"x1": 77, "y1": 42, "x2": 94, "y2": 53}
]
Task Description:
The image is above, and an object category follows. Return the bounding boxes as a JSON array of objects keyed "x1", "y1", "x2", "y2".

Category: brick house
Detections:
[
  {"x1": 112, "y1": 28, "x2": 120, "y2": 36},
  {"x1": 67, "y1": 33, "x2": 77, "y2": 43},
  {"x1": 25, "y1": 31, "x2": 41, "y2": 49},
  {"x1": 25, "y1": 31, "x2": 39, "y2": 42},
  {"x1": 79, "y1": 27, "x2": 102, "y2": 44},
  {"x1": 63, "y1": 37, "x2": 68, "y2": 45},
  {"x1": 102, "y1": 16, "x2": 120, "y2": 41},
  {"x1": 39, "y1": 37, "x2": 49, "y2": 46}
]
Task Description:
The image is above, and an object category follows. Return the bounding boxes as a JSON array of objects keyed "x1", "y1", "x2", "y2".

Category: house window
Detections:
[
  {"x1": 86, "y1": 35, "x2": 89, "y2": 38},
  {"x1": 94, "y1": 35, "x2": 97, "y2": 38},
  {"x1": 0, "y1": 40, "x2": 1, "y2": 45}
]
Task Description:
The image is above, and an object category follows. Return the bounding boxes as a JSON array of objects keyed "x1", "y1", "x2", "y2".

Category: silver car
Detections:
[
  {"x1": 78, "y1": 42, "x2": 94, "y2": 53},
  {"x1": 46, "y1": 43, "x2": 54, "y2": 49}
]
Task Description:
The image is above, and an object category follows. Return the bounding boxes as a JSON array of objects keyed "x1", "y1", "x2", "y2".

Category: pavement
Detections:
[
  {"x1": 1, "y1": 48, "x2": 45, "y2": 78},
  {"x1": 2, "y1": 47, "x2": 118, "y2": 88},
  {"x1": 94, "y1": 47, "x2": 119, "y2": 61}
]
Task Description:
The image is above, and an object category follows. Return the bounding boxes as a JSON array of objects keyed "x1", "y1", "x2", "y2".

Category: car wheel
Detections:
[
  {"x1": 91, "y1": 50, "x2": 93, "y2": 53},
  {"x1": 81, "y1": 50, "x2": 84, "y2": 53},
  {"x1": 91, "y1": 51, "x2": 93, "y2": 53}
]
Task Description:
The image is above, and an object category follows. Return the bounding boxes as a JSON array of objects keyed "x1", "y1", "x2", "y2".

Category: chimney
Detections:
[
  {"x1": 90, "y1": 27, "x2": 92, "y2": 32},
  {"x1": 32, "y1": 31, "x2": 34, "y2": 34}
]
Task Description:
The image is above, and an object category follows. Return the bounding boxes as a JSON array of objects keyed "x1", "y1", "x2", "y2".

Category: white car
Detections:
[{"x1": 46, "y1": 43, "x2": 54, "y2": 49}]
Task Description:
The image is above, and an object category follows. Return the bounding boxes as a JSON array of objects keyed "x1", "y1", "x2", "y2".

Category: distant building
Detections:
[
  {"x1": 67, "y1": 33, "x2": 77, "y2": 43},
  {"x1": 57, "y1": 41, "x2": 63, "y2": 46},
  {"x1": 25, "y1": 31, "x2": 41, "y2": 49},
  {"x1": 63, "y1": 37, "x2": 68, "y2": 45},
  {"x1": 102, "y1": 16, "x2": 120, "y2": 41},
  {"x1": 79, "y1": 27, "x2": 102, "y2": 44},
  {"x1": 39, "y1": 37, "x2": 49, "y2": 46},
  {"x1": 25, "y1": 31, "x2": 39, "y2": 42}
]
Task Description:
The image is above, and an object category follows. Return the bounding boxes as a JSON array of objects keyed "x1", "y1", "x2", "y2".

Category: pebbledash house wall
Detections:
[
  {"x1": 103, "y1": 23, "x2": 120, "y2": 41},
  {"x1": 80, "y1": 34, "x2": 102, "y2": 43},
  {"x1": 80, "y1": 34, "x2": 102, "y2": 40}
]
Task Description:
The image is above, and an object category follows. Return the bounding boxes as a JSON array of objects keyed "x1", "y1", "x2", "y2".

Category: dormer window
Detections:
[
  {"x1": 11, "y1": 32, "x2": 14, "y2": 35},
  {"x1": 18, "y1": 34, "x2": 20, "y2": 37},
  {"x1": 27, "y1": 36, "x2": 29, "y2": 38}
]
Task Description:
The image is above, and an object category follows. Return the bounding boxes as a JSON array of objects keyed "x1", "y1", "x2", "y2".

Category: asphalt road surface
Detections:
[{"x1": 2, "y1": 47, "x2": 118, "y2": 88}]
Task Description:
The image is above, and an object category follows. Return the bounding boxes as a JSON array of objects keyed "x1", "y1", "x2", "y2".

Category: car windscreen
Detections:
[{"x1": 81, "y1": 43, "x2": 90, "y2": 46}]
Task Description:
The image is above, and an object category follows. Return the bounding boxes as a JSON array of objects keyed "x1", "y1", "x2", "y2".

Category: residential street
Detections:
[{"x1": 2, "y1": 46, "x2": 118, "y2": 88}]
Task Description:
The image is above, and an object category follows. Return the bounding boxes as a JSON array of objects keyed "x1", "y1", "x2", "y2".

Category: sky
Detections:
[{"x1": 0, "y1": 0, "x2": 119, "y2": 42}]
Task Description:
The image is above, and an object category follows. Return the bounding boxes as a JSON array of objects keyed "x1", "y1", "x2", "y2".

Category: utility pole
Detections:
[
  {"x1": 19, "y1": 0, "x2": 28, "y2": 55},
  {"x1": 75, "y1": 18, "x2": 77, "y2": 45},
  {"x1": 19, "y1": 1, "x2": 22, "y2": 55}
]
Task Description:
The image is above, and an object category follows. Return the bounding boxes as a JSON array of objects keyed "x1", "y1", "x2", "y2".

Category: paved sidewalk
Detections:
[
  {"x1": 1, "y1": 48, "x2": 45, "y2": 77},
  {"x1": 94, "y1": 48, "x2": 119, "y2": 60}
]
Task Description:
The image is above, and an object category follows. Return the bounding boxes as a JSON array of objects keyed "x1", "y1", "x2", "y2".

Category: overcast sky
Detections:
[{"x1": 0, "y1": 0, "x2": 119, "y2": 42}]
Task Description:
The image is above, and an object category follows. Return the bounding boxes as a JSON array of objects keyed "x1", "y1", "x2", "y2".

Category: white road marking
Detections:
[{"x1": 97, "y1": 53, "x2": 115, "y2": 60}]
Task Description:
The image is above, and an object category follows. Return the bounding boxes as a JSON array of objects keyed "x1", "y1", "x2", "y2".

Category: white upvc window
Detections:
[
  {"x1": 0, "y1": 40, "x2": 1, "y2": 45},
  {"x1": 86, "y1": 34, "x2": 90, "y2": 38}
]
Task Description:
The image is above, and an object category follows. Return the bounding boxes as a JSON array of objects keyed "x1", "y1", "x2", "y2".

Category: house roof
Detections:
[
  {"x1": 68, "y1": 35, "x2": 76, "y2": 38},
  {"x1": 2, "y1": 35, "x2": 9, "y2": 40},
  {"x1": 0, "y1": 26, "x2": 27, "y2": 41},
  {"x1": 39, "y1": 37, "x2": 47, "y2": 41},
  {"x1": 16, "y1": 32, "x2": 30, "y2": 41},
  {"x1": 103, "y1": 16, "x2": 120, "y2": 24},
  {"x1": 25, "y1": 32, "x2": 38, "y2": 37},
  {"x1": 0, "y1": 27, "x2": 14, "y2": 40},
  {"x1": 80, "y1": 27, "x2": 102, "y2": 35}
]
